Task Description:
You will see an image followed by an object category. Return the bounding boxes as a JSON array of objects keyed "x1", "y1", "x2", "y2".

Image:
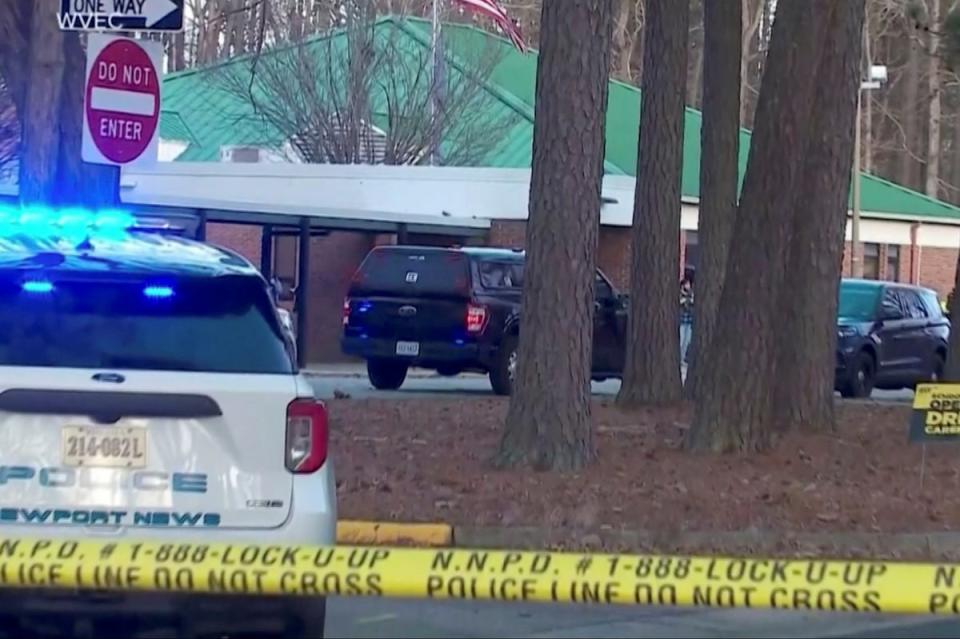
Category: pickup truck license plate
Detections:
[
  {"x1": 395, "y1": 341, "x2": 420, "y2": 356},
  {"x1": 62, "y1": 426, "x2": 147, "y2": 468}
]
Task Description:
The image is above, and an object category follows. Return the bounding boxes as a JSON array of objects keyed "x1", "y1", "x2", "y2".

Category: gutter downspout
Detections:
[{"x1": 910, "y1": 222, "x2": 921, "y2": 285}]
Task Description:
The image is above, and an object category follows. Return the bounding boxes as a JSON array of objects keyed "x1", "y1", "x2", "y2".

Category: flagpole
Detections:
[{"x1": 429, "y1": 0, "x2": 443, "y2": 165}]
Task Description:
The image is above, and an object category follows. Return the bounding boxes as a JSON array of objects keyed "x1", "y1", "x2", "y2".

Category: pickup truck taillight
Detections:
[
  {"x1": 466, "y1": 303, "x2": 488, "y2": 333},
  {"x1": 342, "y1": 298, "x2": 351, "y2": 326},
  {"x1": 286, "y1": 398, "x2": 328, "y2": 473}
]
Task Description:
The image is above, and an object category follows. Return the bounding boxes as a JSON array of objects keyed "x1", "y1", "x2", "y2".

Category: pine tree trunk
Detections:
[
  {"x1": 494, "y1": 0, "x2": 615, "y2": 472},
  {"x1": 686, "y1": 0, "x2": 835, "y2": 453},
  {"x1": 684, "y1": 0, "x2": 742, "y2": 402},
  {"x1": 772, "y1": 0, "x2": 865, "y2": 433},
  {"x1": 0, "y1": 0, "x2": 31, "y2": 117},
  {"x1": 616, "y1": 0, "x2": 689, "y2": 407},
  {"x1": 172, "y1": 31, "x2": 187, "y2": 71},
  {"x1": 925, "y1": 0, "x2": 941, "y2": 198},
  {"x1": 19, "y1": 0, "x2": 65, "y2": 204},
  {"x1": 56, "y1": 32, "x2": 119, "y2": 208},
  {"x1": 899, "y1": 41, "x2": 921, "y2": 189}
]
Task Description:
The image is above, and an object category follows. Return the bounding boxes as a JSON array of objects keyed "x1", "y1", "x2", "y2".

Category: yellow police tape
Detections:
[{"x1": 0, "y1": 537, "x2": 959, "y2": 615}]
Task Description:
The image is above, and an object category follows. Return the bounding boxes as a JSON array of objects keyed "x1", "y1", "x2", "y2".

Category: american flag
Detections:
[{"x1": 452, "y1": 0, "x2": 528, "y2": 52}]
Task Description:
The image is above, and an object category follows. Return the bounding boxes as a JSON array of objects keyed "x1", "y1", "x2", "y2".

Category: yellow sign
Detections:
[
  {"x1": 0, "y1": 538, "x2": 958, "y2": 614},
  {"x1": 911, "y1": 384, "x2": 960, "y2": 441}
]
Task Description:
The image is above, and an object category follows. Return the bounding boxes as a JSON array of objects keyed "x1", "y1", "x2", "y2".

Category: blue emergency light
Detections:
[
  {"x1": 143, "y1": 285, "x2": 174, "y2": 299},
  {"x1": 21, "y1": 280, "x2": 54, "y2": 294},
  {"x1": 0, "y1": 207, "x2": 137, "y2": 240}
]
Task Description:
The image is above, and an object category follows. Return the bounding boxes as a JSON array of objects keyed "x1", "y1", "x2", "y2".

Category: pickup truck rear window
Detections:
[
  {"x1": 0, "y1": 273, "x2": 293, "y2": 374},
  {"x1": 351, "y1": 249, "x2": 471, "y2": 297}
]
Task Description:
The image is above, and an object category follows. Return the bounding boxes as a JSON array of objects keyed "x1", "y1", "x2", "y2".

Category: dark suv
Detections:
[
  {"x1": 341, "y1": 246, "x2": 628, "y2": 394},
  {"x1": 835, "y1": 278, "x2": 949, "y2": 398}
]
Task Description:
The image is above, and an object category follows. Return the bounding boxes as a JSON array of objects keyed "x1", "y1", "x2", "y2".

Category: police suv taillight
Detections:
[
  {"x1": 342, "y1": 298, "x2": 351, "y2": 326},
  {"x1": 285, "y1": 398, "x2": 328, "y2": 473}
]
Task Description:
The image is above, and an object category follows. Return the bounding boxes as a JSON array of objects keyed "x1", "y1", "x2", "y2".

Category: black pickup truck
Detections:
[{"x1": 341, "y1": 245, "x2": 628, "y2": 394}]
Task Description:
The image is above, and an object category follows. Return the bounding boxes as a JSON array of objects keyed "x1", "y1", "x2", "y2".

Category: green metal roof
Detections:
[
  {"x1": 160, "y1": 15, "x2": 960, "y2": 222},
  {"x1": 158, "y1": 110, "x2": 199, "y2": 145}
]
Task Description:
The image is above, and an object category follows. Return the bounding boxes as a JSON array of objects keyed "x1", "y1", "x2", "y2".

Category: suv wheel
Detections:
[
  {"x1": 367, "y1": 359, "x2": 408, "y2": 390},
  {"x1": 490, "y1": 334, "x2": 518, "y2": 396},
  {"x1": 840, "y1": 351, "x2": 875, "y2": 398}
]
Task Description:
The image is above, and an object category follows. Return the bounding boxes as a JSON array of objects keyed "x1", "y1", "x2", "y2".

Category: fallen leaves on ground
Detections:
[{"x1": 331, "y1": 398, "x2": 952, "y2": 535}]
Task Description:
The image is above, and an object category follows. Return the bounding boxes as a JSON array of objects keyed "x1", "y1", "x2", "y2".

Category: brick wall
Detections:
[
  {"x1": 489, "y1": 220, "x2": 635, "y2": 290},
  {"x1": 206, "y1": 223, "x2": 262, "y2": 267},
  {"x1": 305, "y1": 231, "x2": 378, "y2": 363},
  {"x1": 838, "y1": 240, "x2": 957, "y2": 298},
  {"x1": 200, "y1": 223, "x2": 380, "y2": 364},
  {"x1": 488, "y1": 220, "x2": 526, "y2": 248},
  {"x1": 598, "y1": 227, "x2": 632, "y2": 289},
  {"x1": 918, "y1": 247, "x2": 958, "y2": 297}
]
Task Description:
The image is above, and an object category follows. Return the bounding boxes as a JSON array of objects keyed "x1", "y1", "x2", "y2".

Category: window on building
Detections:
[
  {"x1": 886, "y1": 244, "x2": 900, "y2": 282},
  {"x1": 863, "y1": 243, "x2": 880, "y2": 280}
]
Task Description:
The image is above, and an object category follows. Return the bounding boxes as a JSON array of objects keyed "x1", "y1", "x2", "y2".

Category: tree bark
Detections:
[
  {"x1": 56, "y1": 32, "x2": 120, "y2": 208},
  {"x1": 686, "y1": 0, "x2": 834, "y2": 453},
  {"x1": 862, "y1": 9, "x2": 873, "y2": 173},
  {"x1": 899, "y1": 40, "x2": 921, "y2": 189},
  {"x1": 683, "y1": 0, "x2": 741, "y2": 402},
  {"x1": 0, "y1": 0, "x2": 31, "y2": 117},
  {"x1": 925, "y1": 0, "x2": 941, "y2": 198},
  {"x1": 739, "y1": 0, "x2": 764, "y2": 127},
  {"x1": 616, "y1": 0, "x2": 689, "y2": 407},
  {"x1": 19, "y1": 0, "x2": 65, "y2": 205},
  {"x1": 494, "y1": 0, "x2": 615, "y2": 472},
  {"x1": 772, "y1": 0, "x2": 865, "y2": 433},
  {"x1": 686, "y1": 0, "x2": 704, "y2": 108}
]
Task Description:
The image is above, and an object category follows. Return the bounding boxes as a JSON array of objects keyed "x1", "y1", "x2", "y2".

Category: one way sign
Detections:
[{"x1": 59, "y1": 0, "x2": 184, "y2": 32}]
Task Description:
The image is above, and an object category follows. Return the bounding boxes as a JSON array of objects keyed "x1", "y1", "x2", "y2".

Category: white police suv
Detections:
[{"x1": 0, "y1": 209, "x2": 335, "y2": 637}]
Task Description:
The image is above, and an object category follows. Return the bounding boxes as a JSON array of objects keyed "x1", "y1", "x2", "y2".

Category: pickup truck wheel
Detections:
[
  {"x1": 840, "y1": 351, "x2": 875, "y2": 398},
  {"x1": 367, "y1": 359, "x2": 408, "y2": 390},
  {"x1": 490, "y1": 334, "x2": 518, "y2": 396}
]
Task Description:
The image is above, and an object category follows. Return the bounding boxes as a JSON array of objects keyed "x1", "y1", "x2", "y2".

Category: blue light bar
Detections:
[
  {"x1": 143, "y1": 285, "x2": 174, "y2": 299},
  {"x1": 22, "y1": 280, "x2": 53, "y2": 294},
  {"x1": 0, "y1": 207, "x2": 138, "y2": 240}
]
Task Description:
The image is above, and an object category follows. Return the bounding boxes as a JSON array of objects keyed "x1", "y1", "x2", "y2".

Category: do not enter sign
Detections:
[{"x1": 82, "y1": 34, "x2": 163, "y2": 166}]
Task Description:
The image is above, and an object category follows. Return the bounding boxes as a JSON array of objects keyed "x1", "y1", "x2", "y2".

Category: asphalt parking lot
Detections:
[
  {"x1": 327, "y1": 597, "x2": 956, "y2": 638},
  {"x1": 306, "y1": 365, "x2": 916, "y2": 404}
]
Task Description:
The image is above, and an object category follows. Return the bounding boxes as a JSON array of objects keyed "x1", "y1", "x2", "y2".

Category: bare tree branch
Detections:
[{"x1": 212, "y1": 11, "x2": 519, "y2": 166}]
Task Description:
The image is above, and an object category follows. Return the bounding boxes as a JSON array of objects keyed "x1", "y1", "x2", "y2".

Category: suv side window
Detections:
[
  {"x1": 880, "y1": 288, "x2": 906, "y2": 320},
  {"x1": 919, "y1": 290, "x2": 944, "y2": 318},
  {"x1": 900, "y1": 290, "x2": 929, "y2": 320},
  {"x1": 478, "y1": 261, "x2": 523, "y2": 289}
]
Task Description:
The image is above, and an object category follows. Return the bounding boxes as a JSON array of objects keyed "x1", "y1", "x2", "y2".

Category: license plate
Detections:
[
  {"x1": 396, "y1": 341, "x2": 420, "y2": 356},
  {"x1": 61, "y1": 426, "x2": 147, "y2": 469}
]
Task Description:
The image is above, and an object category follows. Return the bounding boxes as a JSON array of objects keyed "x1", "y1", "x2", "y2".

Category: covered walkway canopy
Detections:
[{"x1": 0, "y1": 165, "x2": 490, "y2": 366}]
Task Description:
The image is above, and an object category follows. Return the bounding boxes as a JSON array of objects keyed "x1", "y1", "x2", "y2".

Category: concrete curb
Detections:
[{"x1": 337, "y1": 520, "x2": 453, "y2": 546}]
